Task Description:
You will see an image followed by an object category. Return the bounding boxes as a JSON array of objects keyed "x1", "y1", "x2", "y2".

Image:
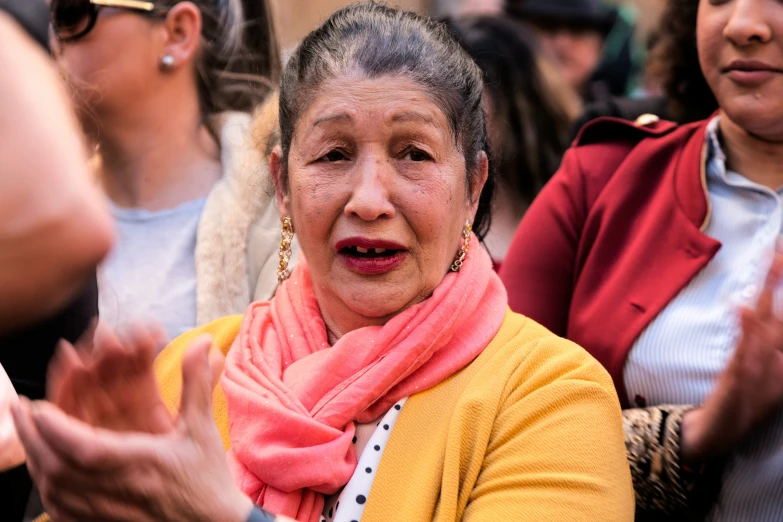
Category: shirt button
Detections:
[{"x1": 742, "y1": 284, "x2": 758, "y2": 300}]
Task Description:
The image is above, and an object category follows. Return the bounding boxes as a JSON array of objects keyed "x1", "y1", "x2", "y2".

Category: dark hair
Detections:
[
  {"x1": 650, "y1": 0, "x2": 717, "y2": 123},
  {"x1": 278, "y1": 2, "x2": 494, "y2": 240},
  {"x1": 157, "y1": 0, "x2": 281, "y2": 115},
  {"x1": 443, "y1": 16, "x2": 574, "y2": 204}
]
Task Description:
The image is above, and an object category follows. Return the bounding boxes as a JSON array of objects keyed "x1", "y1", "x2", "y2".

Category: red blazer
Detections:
[{"x1": 499, "y1": 117, "x2": 721, "y2": 407}]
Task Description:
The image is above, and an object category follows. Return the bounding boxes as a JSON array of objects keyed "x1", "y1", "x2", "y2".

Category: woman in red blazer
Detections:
[{"x1": 501, "y1": 0, "x2": 783, "y2": 520}]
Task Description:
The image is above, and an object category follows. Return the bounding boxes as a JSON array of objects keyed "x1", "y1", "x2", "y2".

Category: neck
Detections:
[
  {"x1": 719, "y1": 114, "x2": 783, "y2": 191},
  {"x1": 316, "y1": 278, "x2": 441, "y2": 346},
  {"x1": 320, "y1": 303, "x2": 392, "y2": 346},
  {"x1": 97, "y1": 95, "x2": 222, "y2": 211}
]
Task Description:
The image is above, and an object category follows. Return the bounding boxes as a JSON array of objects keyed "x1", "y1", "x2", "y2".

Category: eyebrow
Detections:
[
  {"x1": 311, "y1": 113, "x2": 353, "y2": 128},
  {"x1": 312, "y1": 111, "x2": 439, "y2": 128},
  {"x1": 390, "y1": 111, "x2": 437, "y2": 125}
]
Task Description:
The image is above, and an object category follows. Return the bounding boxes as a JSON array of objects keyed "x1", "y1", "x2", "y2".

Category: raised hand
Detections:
[
  {"x1": 682, "y1": 246, "x2": 783, "y2": 463},
  {"x1": 13, "y1": 337, "x2": 255, "y2": 522},
  {"x1": 47, "y1": 322, "x2": 176, "y2": 434}
]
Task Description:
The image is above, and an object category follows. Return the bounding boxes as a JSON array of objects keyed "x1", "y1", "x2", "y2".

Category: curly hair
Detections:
[{"x1": 650, "y1": 0, "x2": 718, "y2": 123}]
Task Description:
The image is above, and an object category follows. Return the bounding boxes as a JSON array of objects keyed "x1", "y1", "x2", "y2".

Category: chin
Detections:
[
  {"x1": 341, "y1": 281, "x2": 414, "y2": 320},
  {"x1": 718, "y1": 84, "x2": 783, "y2": 140},
  {"x1": 724, "y1": 100, "x2": 783, "y2": 141}
]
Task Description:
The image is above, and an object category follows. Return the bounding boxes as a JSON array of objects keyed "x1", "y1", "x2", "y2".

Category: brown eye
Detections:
[
  {"x1": 404, "y1": 149, "x2": 431, "y2": 162},
  {"x1": 323, "y1": 150, "x2": 347, "y2": 162}
]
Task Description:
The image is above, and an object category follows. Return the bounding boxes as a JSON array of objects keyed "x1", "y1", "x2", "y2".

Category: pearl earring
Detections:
[{"x1": 161, "y1": 55, "x2": 175, "y2": 70}]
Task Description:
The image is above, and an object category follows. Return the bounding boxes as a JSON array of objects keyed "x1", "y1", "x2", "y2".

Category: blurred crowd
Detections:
[{"x1": 1, "y1": 0, "x2": 782, "y2": 521}]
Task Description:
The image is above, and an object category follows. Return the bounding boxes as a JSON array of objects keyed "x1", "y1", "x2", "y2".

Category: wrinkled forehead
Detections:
[{"x1": 292, "y1": 72, "x2": 458, "y2": 146}]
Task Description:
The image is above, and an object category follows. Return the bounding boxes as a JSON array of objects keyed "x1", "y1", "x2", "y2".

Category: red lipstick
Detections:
[{"x1": 335, "y1": 237, "x2": 408, "y2": 275}]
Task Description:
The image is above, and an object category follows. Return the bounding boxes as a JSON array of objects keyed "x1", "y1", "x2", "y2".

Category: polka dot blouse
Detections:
[{"x1": 321, "y1": 398, "x2": 407, "y2": 522}]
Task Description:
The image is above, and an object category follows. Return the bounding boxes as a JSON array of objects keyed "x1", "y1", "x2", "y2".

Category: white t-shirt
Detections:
[{"x1": 98, "y1": 198, "x2": 207, "y2": 342}]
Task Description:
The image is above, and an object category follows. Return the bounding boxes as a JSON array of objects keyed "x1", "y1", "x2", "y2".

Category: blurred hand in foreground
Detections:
[{"x1": 13, "y1": 335, "x2": 255, "y2": 522}]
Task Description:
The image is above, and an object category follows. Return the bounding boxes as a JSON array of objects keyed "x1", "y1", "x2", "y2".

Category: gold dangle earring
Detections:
[
  {"x1": 277, "y1": 216, "x2": 294, "y2": 282},
  {"x1": 450, "y1": 220, "x2": 472, "y2": 272}
]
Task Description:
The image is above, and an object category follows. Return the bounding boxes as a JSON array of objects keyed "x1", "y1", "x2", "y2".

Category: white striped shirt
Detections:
[{"x1": 625, "y1": 117, "x2": 783, "y2": 521}]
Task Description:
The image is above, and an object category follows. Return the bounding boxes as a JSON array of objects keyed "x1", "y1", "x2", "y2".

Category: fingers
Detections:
[
  {"x1": 12, "y1": 399, "x2": 59, "y2": 481},
  {"x1": 13, "y1": 401, "x2": 154, "y2": 522},
  {"x1": 47, "y1": 339, "x2": 83, "y2": 405},
  {"x1": 72, "y1": 318, "x2": 100, "y2": 356},
  {"x1": 119, "y1": 323, "x2": 166, "y2": 371},
  {"x1": 179, "y1": 335, "x2": 216, "y2": 432},
  {"x1": 21, "y1": 400, "x2": 156, "y2": 471},
  {"x1": 92, "y1": 319, "x2": 123, "y2": 354},
  {"x1": 91, "y1": 323, "x2": 164, "y2": 391},
  {"x1": 209, "y1": 346, "x2": 226, "y2": 391}
]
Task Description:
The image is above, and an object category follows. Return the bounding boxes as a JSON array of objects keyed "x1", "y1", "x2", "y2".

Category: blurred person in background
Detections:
[
  {"x1": 51, "y1": 0, "x2": 291, "y2": 341},
  {"x1": 501, "y1": 0, "x2": 783, "y2": 519},
  {"x1": 443, "y1": 15, "x2": 579, "y2": 266},
  {"x1": 570, "y1": 0, "x2": 719, "y2": 138},
  {"x1": 505, "y1": 0, "x2": 633, "y2": 103},
  {"x1": 0, "y1": 0, "x2": 113, "y2": 518},
  {"x1": 451, "y1": 0, "x2": 503, "y2": 15}
]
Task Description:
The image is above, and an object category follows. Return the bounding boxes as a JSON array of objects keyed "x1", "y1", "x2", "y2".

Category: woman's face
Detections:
[
  {"x1": 275, "y1": 74, "x2": 486, "y2": 336},
  {"x1": 530, "y1": 23, "x2": 604, "y2": 92},
  {"x1": 698, "y1": 0, "x2": 783, "y2": 138},
  {"x1": 54, "y1": 9, "x2": 164, "y2": 132}
]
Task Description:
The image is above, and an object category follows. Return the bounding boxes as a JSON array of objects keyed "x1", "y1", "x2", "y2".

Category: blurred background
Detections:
[{"x1": 271, "y1": 0, "x2": 663, "y2": 49}]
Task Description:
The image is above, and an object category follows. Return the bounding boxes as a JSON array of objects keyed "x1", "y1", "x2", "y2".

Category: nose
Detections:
[
  {"x1": 343, "y1": 154, "x2": 395, "y2": 222},
  {"x1": 724, "y1": 0, "x2": 772, "y2": 47},
  {"x1": 551, "y1": 30, "x2": 574, "y2": 49}
]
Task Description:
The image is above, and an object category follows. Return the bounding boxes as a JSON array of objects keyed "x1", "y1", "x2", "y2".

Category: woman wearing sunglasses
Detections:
[{"x1": 50, "y1": 0, "x2": 289, "y2": 341}]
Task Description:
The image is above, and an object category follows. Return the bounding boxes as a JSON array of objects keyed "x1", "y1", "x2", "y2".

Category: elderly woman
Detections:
[
  {"x1": 13, "y1": 4, "x2": 633, "y2": 522},
  {"x1": 501, "y1": 0, "x2": 783, "y2": 519}
]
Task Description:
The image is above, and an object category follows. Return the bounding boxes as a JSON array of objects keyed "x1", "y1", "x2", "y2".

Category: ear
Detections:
[
  {"x1": 468, "y1": 151, "x2": 489, "y2": 221},
  {"x1": 158, "y1": 2, "x2": 202, "y2": 71},
  {"x1": 270, "y1": 145, "x2": 292, "y2": 220}
]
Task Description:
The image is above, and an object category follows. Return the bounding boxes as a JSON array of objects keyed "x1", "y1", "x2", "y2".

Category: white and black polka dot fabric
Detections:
[{"x1": 320, "y1": 398, "x2": 407, "y2": 522}]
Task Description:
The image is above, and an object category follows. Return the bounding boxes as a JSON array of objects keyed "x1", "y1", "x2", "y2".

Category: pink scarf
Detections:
[{"x1": 221, "y1": 236, "x2": 507, "y2": 521}]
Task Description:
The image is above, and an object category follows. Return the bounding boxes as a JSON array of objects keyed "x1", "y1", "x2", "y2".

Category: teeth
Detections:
[
  {"x1": 356, "y1": 247, "x2": 369, "y2": 254},
  {"x1": 374, "y1": 248, "x2": 386, "y2": 254}
]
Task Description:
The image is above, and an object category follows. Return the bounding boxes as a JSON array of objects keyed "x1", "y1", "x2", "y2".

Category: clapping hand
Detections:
[
  {"x1": 12, "y1": 335, "x2": 255, "y2": 522},
  {"x1": 47, "y1": 322, "x2": 175, "y2": 434},
  {"x1": 682, "y1": 246, "x2": 783, "y2": 462}
]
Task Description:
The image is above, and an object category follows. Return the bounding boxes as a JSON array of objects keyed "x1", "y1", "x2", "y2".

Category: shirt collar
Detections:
[
  {"x1": 705, "y1": 116, "x2": 730, "y2": 185},
  {"x1": 704, "y1": 115, "x2": 783, "y2": 195}
]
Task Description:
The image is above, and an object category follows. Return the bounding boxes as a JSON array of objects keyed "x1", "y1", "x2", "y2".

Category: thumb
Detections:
[
  {"x1": 180, "y1": 335, "x2": 217, "y2": 432},
  {"x1": 208, "y1": 344, "x2": 226, "y2": 392}
]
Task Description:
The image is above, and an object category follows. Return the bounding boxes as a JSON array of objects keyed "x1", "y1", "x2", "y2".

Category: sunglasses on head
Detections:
[{"x1": 51, "y1": 0, "x2": 170, "y2": 42}]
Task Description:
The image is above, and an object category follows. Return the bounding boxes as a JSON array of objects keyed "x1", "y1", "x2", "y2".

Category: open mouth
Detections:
[
  {"x1": 335, "y1": 238, "x2": 408, "y2": 275},
  {"x1": 340, "y1": 246, "x2": 400, "y2": 258}
]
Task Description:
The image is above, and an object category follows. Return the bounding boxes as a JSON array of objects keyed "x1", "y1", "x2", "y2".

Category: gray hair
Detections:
[{"x1": 278, "y1": 2, "x2": 494, "y2": 239}]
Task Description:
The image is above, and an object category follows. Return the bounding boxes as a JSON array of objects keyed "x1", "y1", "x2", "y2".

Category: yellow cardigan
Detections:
[{"x1": 155, "y1": 309, "x2": 635, "y2": 521}]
